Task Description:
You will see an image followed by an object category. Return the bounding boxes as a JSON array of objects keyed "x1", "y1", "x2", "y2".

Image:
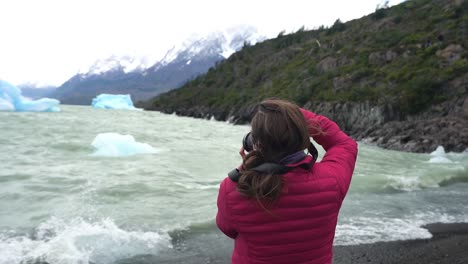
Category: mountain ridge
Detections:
[{"x1": 51, "y1": 26, "x2": 265, "y2": 105}]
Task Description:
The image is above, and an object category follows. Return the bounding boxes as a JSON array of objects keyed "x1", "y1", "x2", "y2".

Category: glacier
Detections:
[
  {"x1": 0, "y1": 80, "x2": 60, "y2": 112},
  {"x1": 91, "y1": 94, "x2": 140, "y2": 110},
  {"x1": 91, "y1": 133, "x2": 157, "y2": 157}
]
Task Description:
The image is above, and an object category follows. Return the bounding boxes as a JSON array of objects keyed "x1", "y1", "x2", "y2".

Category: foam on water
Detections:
[
  {"x1": 385, "y1": 175, "x2": 429, "y2": 191},
  {"x1": 335, "y1": 217, "x2": 431, "y2": 245},
  {"x1": 385, "y1": 164, "x2": 466, "y2": 191},
  {"x1": 91, "y1": 133, "x2": 158, "y2": 157},
  {"x1": 335, "y1": 211, "x2": 468, "y2": 245},
  {"x1": 174, "y1": 182, "x2": 220, "y2": 190},
  {"x1": 385, "y1": 166, "x2": 467, "y2": 191},
  {"x1": 0, "y1": 217, "x2": 172, "y2": 264},
  {"x1": 354, "y1": 144, "x2": 468, "y2": 191},
  {"x1": 429, "y1": 156, "x2": 452, "y2": 163},
  {"x1": 427, "y1": 145, "x2": 468, "y2": 163},
  {"x1": 428, "y1": 146, "x2": 453, "y2": 163}
]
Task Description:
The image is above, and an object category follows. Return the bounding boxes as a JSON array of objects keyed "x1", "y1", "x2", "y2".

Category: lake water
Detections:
[{"x1": 1, "y1": 105, "x2": 467, "y2": 264}]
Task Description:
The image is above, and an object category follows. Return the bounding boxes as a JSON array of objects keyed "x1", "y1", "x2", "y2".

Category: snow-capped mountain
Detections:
[
  {"x1": 79, "y1": 55, "x2": 158, "y2": 76},
  {"x1": 79, "y1": 25, "x2": 264, "y2": 76},
  {"x1": 52, "y1": 26, "x2": 265, "y2": 105},
  {"x1": 157, "y1": 25, "x2": 264, "y2": 68}
]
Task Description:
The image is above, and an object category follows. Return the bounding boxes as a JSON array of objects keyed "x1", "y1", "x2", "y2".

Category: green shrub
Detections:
[{"x1": 393, "y1": 15, "x2": 403, "y2": 24}]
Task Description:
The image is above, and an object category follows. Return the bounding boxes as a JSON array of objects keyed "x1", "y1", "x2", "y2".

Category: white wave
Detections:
[
  {"x1": 380, "y1": 148, "x2": 468, "y2": 191},
  {"x1": 174, "y1": 182, "x2": 219, "y2": 190},
  {"x1": 384, "y1": 165, "x2": 467, "y2": 191},
  {"x1": 429, "y1": 156, "x2": 453, "y2": 163},
  {"x1": 335, "y1": 212, "x2": 468, "y2": 245},
  {"x1": 335, "y1": 217, "x2": 431, "y2": 245},
  {"x1": 385, "y1": 175, "x2": 428, "y2": 191},
  {"x1": 428, "y1": 146, "x2": 468, "y2": 163},
  {"x1": 430, "y1": 145, "x2": 446, "y2": 156},
  {"x1": 0, "y1": 217, "x2": 172, "y2": 264}
]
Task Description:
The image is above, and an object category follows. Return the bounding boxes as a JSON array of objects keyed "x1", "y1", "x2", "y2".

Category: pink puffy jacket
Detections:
[{"x1": 216, "y1": 109, "x2": 358, "y2": 264}]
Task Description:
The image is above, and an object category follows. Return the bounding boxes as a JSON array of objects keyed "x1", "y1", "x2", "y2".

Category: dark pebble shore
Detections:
[{"x1": 333, "y1": 223, "x2": 468, "y2": 264}]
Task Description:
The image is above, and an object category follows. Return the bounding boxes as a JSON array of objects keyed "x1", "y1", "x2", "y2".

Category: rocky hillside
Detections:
[{"x1": 144, "y1": 0, "x2": 467, "y2": 153}]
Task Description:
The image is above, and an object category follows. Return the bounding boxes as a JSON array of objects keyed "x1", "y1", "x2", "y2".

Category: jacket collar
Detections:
[{"x1": 284, "y1": 154, "x2": 315, "y2": 170}]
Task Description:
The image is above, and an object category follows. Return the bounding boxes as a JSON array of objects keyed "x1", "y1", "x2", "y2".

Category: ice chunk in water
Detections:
[
  {"x1": 91, "y1": 94, "x2": 140, "y2": 110},
  {"x1": 0, "y1": 80, "x2": 60, "y2": 112},
  {"x1": 91, "y1": 133, "x2": 157, "y2": 156}
]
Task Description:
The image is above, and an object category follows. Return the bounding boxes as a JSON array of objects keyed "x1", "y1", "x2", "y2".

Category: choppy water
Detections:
[{"x1": 0, "y1": 105, "x2": 467, "y2": 264}]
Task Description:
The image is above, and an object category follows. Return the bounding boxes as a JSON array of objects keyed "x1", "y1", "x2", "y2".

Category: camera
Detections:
[
  {"x1": 242, "y1": 132, "x2": 254, "y2": 152},
  {"x1": 242, "y1": 131, "x2": 318, "y2": 162}
]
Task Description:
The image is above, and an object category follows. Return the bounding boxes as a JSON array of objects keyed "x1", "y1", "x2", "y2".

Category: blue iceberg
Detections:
[
  {"x1": 91, "y1": 94, "x2": 140, "y2": 110},
  {"x1": 0, "y1": 80, "x2": 60, "y2": 112},
  {"x1": 91, "y1": 133, "x2": 157, "y2": 157}
]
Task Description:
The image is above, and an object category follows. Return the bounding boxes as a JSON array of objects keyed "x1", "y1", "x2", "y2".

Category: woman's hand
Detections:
[{"x1": 239, "y1": 146, "x2": 247, "y2": 160}]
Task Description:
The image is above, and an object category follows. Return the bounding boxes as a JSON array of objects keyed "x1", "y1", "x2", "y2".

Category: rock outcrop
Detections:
[
  {"x1": 436, "y1": 44, "x2": 464, "y2": 64},
  {"x1": 355, "y1": 98, "x2": 466, "y2": 152},
  {"x1": 316, "y1": 57, "x2": 352, "y2": 73},
  {"x1": 368, "y1": 50, "x2": 398, "y2": 66},
  {"x1": 360, "y1": 117, "x2": 467, "y2": 153}
]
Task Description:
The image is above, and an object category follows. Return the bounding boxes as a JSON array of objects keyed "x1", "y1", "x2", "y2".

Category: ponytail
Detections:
[{"x1": 236, "y1": 150, "x2": 283, "y2": 209}]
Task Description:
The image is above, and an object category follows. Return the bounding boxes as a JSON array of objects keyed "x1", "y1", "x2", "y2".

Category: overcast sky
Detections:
[{"x1": 0, "y1": 0, "x2": 404, "y2": 87}]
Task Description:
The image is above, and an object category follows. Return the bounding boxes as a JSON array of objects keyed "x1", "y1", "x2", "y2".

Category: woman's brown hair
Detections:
[{"x1": 237, "y1": 99, "x2": 311, "y2": 209}]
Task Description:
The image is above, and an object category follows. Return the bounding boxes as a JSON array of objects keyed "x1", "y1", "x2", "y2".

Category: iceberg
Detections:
[
  {"x1": 91, "y1": 94, "x2": 140, "y2": 110},
  {"x1": 91, "y1": 133, "x2": 157, "y2": 157},
  {"x1": 0, "y1": 80, "x2": 60, "y2": 112}
]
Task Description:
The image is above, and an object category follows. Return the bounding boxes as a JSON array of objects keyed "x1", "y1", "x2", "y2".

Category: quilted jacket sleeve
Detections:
[
  {"x1": 300, "y1": 109, "x2": 358, "y2": 198},
  {"x1": 216, "y1": 178, "x2": 238, "y2": 239}
]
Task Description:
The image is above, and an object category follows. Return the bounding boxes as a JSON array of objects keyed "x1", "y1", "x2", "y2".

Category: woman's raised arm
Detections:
[{"x1": 300, "y1": 108, "x2": 358, "y2": 198}]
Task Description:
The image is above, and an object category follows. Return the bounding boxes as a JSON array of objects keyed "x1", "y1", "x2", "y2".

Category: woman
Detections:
[{"x1": 216, "y1": 99, "x2": 358, "y2": 264}]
